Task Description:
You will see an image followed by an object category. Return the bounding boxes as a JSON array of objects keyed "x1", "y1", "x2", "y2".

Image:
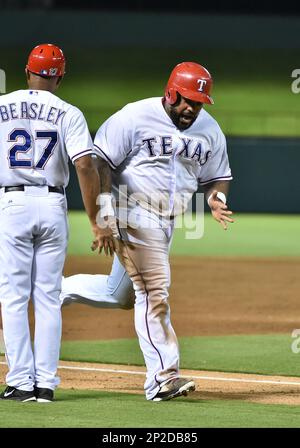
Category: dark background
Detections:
[
  {"x1": 1, "y1": 0, "x2": 300, "y2": 14},
  {"x1": 0, "y1": 2, "x2": 299, "y2": 212}
]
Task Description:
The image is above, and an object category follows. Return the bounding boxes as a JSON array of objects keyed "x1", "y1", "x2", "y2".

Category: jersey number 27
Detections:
[{"x1": 8, "y1": 129, "x2": 58, "y2": 169}]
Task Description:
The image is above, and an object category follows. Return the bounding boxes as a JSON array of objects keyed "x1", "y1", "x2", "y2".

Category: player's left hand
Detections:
[{"x1": 208, "y1": 190, "x2": 234, "y2": 230}]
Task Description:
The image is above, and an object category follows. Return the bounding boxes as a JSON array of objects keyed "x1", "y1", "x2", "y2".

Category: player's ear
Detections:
[
  {"x1": 56, "y1": 76, "x2": 63, "y2": 87},
  {"x1": 172, "y1": 92, "x2": 181, "y2": 107},
  {"x1": 25, "y1": 68, "x2": 30, "y2": 81}
]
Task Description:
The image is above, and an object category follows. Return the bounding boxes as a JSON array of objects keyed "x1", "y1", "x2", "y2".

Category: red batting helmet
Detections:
[
  {"x1": 165, "y1": 62, "x2": 214, "y2": 105},
  {"x1": 26, "y1": 44, "x2": 66, "y2": 77}
]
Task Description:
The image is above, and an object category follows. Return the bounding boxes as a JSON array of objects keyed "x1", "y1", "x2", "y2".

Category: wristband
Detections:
[
  {"x1": 216, "y1": 192, "x2": 227, "y2": 204},
  {"x1": 98, "y1": 193, "x2": 115, "y2": 218},
  {"x1": 207, "y1": 191, "x2": 227, "y2": 206}
]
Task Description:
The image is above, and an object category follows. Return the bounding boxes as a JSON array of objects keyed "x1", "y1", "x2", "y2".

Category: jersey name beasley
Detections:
[
  {"x1": 94, "y1": 97, "x2": 232, "y2": 217},
  {"x1": 0, "y1": 89, "x2": 93, "y2": 188}
]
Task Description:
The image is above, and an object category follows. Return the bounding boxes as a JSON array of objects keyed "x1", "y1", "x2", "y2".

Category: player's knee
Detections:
[
  {"x1": 135, "y1": 283, "x2": 169, "y2": 311},
  {"x1": 149, "y1": 283, "x2": 169, "y2": 302},
  {"x1": 117, "y1": 290, "x2": 135, "y2": 310},
  {"x1": 153, "y1": 298, "x2": 169, "y2": 315}
]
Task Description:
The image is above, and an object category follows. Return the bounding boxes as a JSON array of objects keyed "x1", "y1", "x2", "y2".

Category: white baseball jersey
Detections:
[
  {"x1": 62, "y1": 97, "x2": 233, "y2": 401},
  {"x1": 0, "y1": 89, "x2": 93, "y2": 187},
  {"x1": 0, "y1": 89, "x2": 93, "y2": 392},
  {"x1": 94, "y1": 97, "x2": 232, "y2": 218}
]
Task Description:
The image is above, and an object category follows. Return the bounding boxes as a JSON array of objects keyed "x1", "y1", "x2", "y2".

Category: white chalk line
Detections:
[{"x1": 1, "y1": 360, "x2": 300, "y2": 387}]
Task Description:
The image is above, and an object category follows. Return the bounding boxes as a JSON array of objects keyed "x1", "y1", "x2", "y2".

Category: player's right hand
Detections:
[{"x1": 91, "y1": 220, "x2": 116, "y2": 256}]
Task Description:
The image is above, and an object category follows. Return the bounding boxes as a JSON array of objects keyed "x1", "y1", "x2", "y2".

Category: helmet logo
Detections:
[
  {"x1": 49, "y1": 68, "x2": 58, "y2": 76},
  {"x1": 197, "y1": 79, "x2": 207, "y2": 92}
]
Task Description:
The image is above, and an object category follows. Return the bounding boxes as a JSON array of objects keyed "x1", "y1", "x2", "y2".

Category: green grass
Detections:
[
  {"x1": 1, "y1": 388, "x2": 300, "y2": 427},
  {"x1": 67, "y1": 211, "x2": 300, "y2": 257},
  {"x1": 1, "y1": 44, "x2": 299, "y2": 430},
  {"x1": 1, "y1": 47, "x2": 300, "y2": 136},
  {"x1": 60, "y1": 334, "x2": 300, "y2": 377},
  {"x1": 2, "y1": 333, "x2": 300, "y2": 428},
  {"x1": 172, "y1": 214, "x2": 300, "y2": 257},
  {"x1": 61, "y1": 79, "x2": 300, "y2": 137}
]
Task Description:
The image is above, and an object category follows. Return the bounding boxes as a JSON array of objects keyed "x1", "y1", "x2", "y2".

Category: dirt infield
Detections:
[
  {"x1": 2, "y1": 254, "x2": 300, "y2": 406},
  {"x1": 61, "y1": 255, "x2": 300, "y2": 339},
  {"x1": 1, "y1": 357, "x2": 300, "y2": 406},
  {"x1": 59, "y1": 255, "x2": 300, "y2": 406}
]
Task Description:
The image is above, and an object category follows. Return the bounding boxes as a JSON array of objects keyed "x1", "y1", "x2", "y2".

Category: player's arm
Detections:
[
  {"x1": 93, "y1": 156, "x2": 112, "y2": 193},
  {"x1": 92, "y1": 109, "x2": 133, "y2": 247},
  {"x1": 90, "y1": 156, "x2": 117, "y2": 255},
  {"x1": 65, "y1": 106, "x2": 116, "y2": 256},
  {"x1": 202, "y1": 180, "x2": 234, "y2": 230},
  {"x1": 75, "y1": 155, "x2": 115, "y2": 256},
  {"x1": 74, "y1": 154, "x2": 100, "y2": 233}
]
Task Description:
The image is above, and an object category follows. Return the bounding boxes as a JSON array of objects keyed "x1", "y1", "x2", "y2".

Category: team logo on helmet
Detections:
[
  {"x1": 165, "y1": 62, "x2": 214, "y2": 105},
  {"x1": 49, "y1": 68, "x2": 58, "y2": 76},
  {"x1": 197, "y1": 79, "x2": 207, "y2": 92}
]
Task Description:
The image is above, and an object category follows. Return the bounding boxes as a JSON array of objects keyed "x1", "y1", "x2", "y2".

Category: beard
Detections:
[{"x1": 169, "y1": 108, "x2": 197, "y2": 130}]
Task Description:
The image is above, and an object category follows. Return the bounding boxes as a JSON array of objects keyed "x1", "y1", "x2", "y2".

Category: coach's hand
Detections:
[
  {"x1": 91, "y1": 220, "x2": 116, "y2": 256},
  {"x1": 208, "y1": 190, "x2": 234, "y2": 230}
]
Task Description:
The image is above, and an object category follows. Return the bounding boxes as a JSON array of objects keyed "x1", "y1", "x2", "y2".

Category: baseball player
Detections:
[
  {"x1": 0, "y1": 44, "x2": 109, "y2": 402},
  {"x1": 61, "y1": 62, "x2": 233, "y2": 401}
]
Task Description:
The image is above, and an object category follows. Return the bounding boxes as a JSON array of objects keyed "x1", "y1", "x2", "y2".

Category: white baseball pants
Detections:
[
  {"x1": 61, "y1": 254, "x2": 135, "y2": 309},
  {"x1": 116, "y1": 226, "x2": 179, "y2": 400},
  {"x1": 0, "y1": 186, "x2": 68, "y2": 391},
  {"x1": 61, "y1": 223, "x2": 179, "y2": 400}
]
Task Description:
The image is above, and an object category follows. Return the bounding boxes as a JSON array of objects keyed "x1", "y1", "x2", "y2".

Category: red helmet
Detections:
[
  {"x1": 165, "y1": 62, "x2": 214, "y2": 105},
  {"x1": 26, "y1": 44, "x2": 66, "y2": 77}
]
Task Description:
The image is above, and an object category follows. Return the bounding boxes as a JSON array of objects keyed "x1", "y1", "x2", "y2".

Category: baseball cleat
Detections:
[
  {"x1": 0, "y1": 386, "x2": 36, "y2": 402},
  {"x1": 34, "y1": 387, "x2": 54, "y2": 402},
  {"x1": 152, "y1": 377, "x2": 195, "y2": 401}
]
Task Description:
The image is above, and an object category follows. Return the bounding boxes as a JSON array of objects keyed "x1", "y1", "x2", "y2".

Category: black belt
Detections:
[{"x1": 4, "y1": 185, "x2": 64, "y2": 195}]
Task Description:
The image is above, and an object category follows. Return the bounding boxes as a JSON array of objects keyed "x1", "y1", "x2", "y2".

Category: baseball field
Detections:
[
  {"x1": 1, "y1": 212, "x2": 300, "y2": 427},
  {"x1": 1, "y1": 40, "x2": 300, "y2": 428}
]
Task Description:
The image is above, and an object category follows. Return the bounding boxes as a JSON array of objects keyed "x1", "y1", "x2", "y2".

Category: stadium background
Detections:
[{"x1": 1, "y1": 1, "x2": 300, "y2": 428}]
